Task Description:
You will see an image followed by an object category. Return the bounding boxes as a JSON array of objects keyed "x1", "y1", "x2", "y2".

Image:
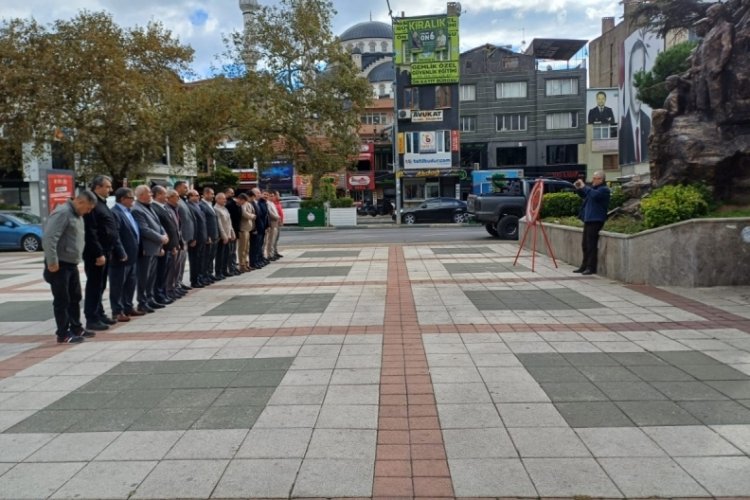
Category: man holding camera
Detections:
[{"x1": 574, "y1": 171, "x2": 610, "y2": 276}]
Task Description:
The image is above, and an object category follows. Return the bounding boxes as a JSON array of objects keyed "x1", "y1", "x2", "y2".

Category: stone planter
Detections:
[
  {"x1": 518, "y1": 217, "x2": 750, "y2": 287},
  {"x1": 328, "y1": 207, "x2": 357, "y2": 227}
]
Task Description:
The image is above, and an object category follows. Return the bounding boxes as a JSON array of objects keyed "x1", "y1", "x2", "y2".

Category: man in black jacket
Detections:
[
  {"x1": 187, "y1": 190, "x2": 208, "y2": 287},
  {"x1": 83, "y1": 175, "x2": 118, "y2": 331},
  {"x1": 224, "y1": 187, "x2": 241, "y2": 276},
  {"x1": 199, "y1": 187, "x2": 219, "y2": 283},
  {"x1": 250, "y1": 188, "x2": 269, "y2": 269}
]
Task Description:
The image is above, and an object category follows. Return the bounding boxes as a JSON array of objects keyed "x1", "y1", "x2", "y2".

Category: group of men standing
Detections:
[{"x1": 42, "y1": 176, "x2": 285, "y2": 344}]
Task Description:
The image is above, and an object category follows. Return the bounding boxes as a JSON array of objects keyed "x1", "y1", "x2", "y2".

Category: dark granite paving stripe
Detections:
[{"x1": 374, "y1": 245, "x2": 454, "y2": 498}]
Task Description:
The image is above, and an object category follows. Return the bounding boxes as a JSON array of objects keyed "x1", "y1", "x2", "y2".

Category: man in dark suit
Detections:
[
  {"x1": 250, "y1": 188, "x2": 269, "y2": 269},
  {"x1": 187, "y1": 189, "x2": 208, "y2": 288},
  {"x1": 165, "y1": 189, "x2": 187, "y2": 300},
  {"x1": 224, "y1": 188, "x2": 241, "y2": 276},
  {"x1": 131, "y1": 185, "x2": 168, "y2": 313},
  {"x1": 175, "y1": 181, "x2": 195, "y2": 291},
  {"x1": 587, "y1": 91, "x2": 616, "y2": 125},
  {"x1": 82, "y1": 174, "x2": 117, "y2": 331},
  {"x1": 199, "y1": 187, "x2": 219, "y2": 283},
  {"x1": 109, "y1": 187, "x2": 140, "y2": 322},
  {"x1": 151, "y1": 185, "x2": 181, "y2": 304}
]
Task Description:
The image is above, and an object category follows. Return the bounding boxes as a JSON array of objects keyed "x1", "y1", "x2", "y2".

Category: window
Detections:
[
  {"x1": 425, "y1": 182, "x2": 440, "y2": 198},
  {"x1": 404, "y1": 87, "x2": 420, "y2": 109},
  {"x1": 502, "y1": 57, "x2": 519, "y2": 69},
  {"x1": 496, "y1": 114, "x2": 528, "y2": 132},
  {"x1": 593, "y1": 125, "x2": 618, "y2": 139},
  {"x1": 381, "y1": 41, "x2": 388, "y2": 52},
  {"x1": 459, "y1": 84, "x2": 476, "y2": 101},
  {"x1": 546, "y1": 145, "x2": 578, "y2": 165},
  {"x1": 460, "y1": 116, "x2": 477, "y2": 132},
  {"x1": 360, "y1": 113, "x2": 389, "y2": 125},
  {"x1": 546, "y1": 112, "x2": 578, "y2": 129},
  {"x1": 496, "y1": 81, "x2": 527, "y2": 99},
  {"x1": 404, "y1": 179, "x2": 426, "y2": 200},
  {"x1": 435, "y1": 85, "x2": 451, "y2": 108},
  {"x1": 546, "y1": 78, "x2": 578, "y2": 96},
  {"x1": 496, "y1": 147, "x2": 527, "y2": 167},
  {"x1": 369, "y1": 41, "x2": 376, "y2": 52},
  {"x1": 603, "y1": 154, "x2": 619, "y2": 170},
  {"x1": 378, "y1": 83, "x2": 386, "y2": 97}
]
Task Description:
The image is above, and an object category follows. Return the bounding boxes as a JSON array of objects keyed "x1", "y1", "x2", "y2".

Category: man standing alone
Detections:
[
  {"x1": 574, "y1": 171, "x2": 611, "y2": 275},
  {"x1": 43, "y1": 191, "x2": 98, "y2": 343}
]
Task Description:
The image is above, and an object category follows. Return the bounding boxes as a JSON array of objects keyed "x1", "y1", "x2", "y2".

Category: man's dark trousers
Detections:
[
  {"x1": 84, "y1": 259, "x2": 108, "y2": 321},
  {"x1": 44, "y1": 262, "x2": 83, "y2": 338},
  {"x1": 581, "y1": 221, "x2": 605, "y2": 272},
  {"x1": 137, "y1": 255, "x2": 158, "y2": 308},
  {"x1": 188, "y1": 244, "x2": 204, "y2": 286},
  {"x1": 109, "y1": 262, "x2": 136, "y2": 315}
]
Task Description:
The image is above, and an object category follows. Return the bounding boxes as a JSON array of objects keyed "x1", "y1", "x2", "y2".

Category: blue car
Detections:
[{"x1": 0, "y1": 211, "x2": 43, "y2": 252}]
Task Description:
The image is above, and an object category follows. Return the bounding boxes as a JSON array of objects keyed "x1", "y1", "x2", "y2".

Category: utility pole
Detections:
[{"x1": 386, "y1": 0, "x2": 402, "y2": 225}]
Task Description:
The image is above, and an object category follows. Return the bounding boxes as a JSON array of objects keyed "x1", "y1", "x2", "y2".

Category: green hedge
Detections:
[
  {"x1": 641, "y1": 184, "x2": 709, "y2": 229},
  {"x1": 300, "y1": 199, "x2": 324, "y2": 209},
  {"x1": 330, "y1": 196, "x2": 354, "y2": 208},
  {"x1": 541, "y1": 192, "x2": 582, "y2": 218}
]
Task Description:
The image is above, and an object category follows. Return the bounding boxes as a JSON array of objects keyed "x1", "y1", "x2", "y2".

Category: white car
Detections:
[{"x1": 280, "y1": 196, "x2": 301, "y2": 225}]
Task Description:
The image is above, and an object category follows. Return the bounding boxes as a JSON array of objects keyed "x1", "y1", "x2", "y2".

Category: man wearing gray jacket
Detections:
[
  {"x1": 42, "y1": 190, "x2": 98, "y2": 343},
  {"x1": 131, "y1": 185, "x2": 168, "y2": 313},
  {"x1": 175, "y1": 180, "x2": 195, "y2": 290}
]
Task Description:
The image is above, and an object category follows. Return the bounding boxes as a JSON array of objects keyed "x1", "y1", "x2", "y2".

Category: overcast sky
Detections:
[{"x1": 4, "y1": 0, "x2": 623, "y2": 78}]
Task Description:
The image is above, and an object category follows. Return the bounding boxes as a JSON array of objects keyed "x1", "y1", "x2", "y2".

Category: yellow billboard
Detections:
[{"x1": 394, "y1": 15, "x2": 459, "y2": 85}]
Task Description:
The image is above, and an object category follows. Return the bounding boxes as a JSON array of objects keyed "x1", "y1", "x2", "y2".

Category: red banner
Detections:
[{"x1": 47, "y1": 172, "x2": 75, "y2": 214}]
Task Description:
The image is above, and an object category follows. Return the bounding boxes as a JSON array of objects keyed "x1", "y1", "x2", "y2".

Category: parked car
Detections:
[
  {"x1": 392, "y1": 197, "x2": 468, "y2": 224},
  {"x1": 467, "y1": 178, "x2": 575, "y2": 239},
  {"x1": 0, "y1": 211, "x2": 43, "y2": 252},
  {"x1": 280, "y1": 196, "x2": 301, "y2": 225}
]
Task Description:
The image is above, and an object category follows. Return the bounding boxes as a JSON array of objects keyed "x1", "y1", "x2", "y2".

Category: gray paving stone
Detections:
[
  {"x1": 578, "y1": 365, "x2": 641, "y2": 382},
  {"x1": 497, "y1": 403, "x2": 567, "y2": 427},
  {"x1": 449, "y1": 458, "x2": 537, "y2": 497},
  {"x1": 655, "y1": 350, "x2": 728, "y2": 365},
  {"x1": 523, "y1": 458, "x2": 621, "y2": 497},
  {"x1": 157, "y1": 388, "x2": 223, "y2": 408},
  {"x1": 254, "y1": 405, "x2": 320, "y2": 428},
  {"x1": 678, "y1": 400, "x2": 750, "y2": 425},
  {"x1": 47, "y1": 390, "x2": 118, "y2": 410},
  {"x1": 205, "y1": 294, "x2": 334, "y2": 315},
  {"x1": 68, "y1": 408, "x2": 147, "y2": 433},
  {"x1": 102, "y1": 389, "x2": 172, "y2": 409},
  {"x1": 434, "y1": 382, "x2": 493, "y2": 404},
  {"x1": 323, "y1": 384, "x2": 379, "y2": 405},
  {"x1": 616, "y1": 401, "x2": 701, "y2": 426},
  {"x1": 236, "y1": 427, "x2": 313, "y2": 458},
  {"x1": 470, "y1": 353, "x2": 523, "y2": 367},
  {"x1": 643, "y1": 425, "x2": 742, "y2": 456},
  {"x1": 540, "y1": 382, "x2": 608, "y2": 402},
  {"x1": 711, "y1": 424, "x2": 750, "y2": 454},
  {"x1": 679, "y1": 363, "x2": 750, "y2": 381},
  {"x1": 524, "y1": 365, "x2": 587, "y2": 382},
  {"x1": 270, "y1": 266, "x2": 351, "y2": 278},
  {"x1": 305, "y1": 429, "x2": 376, "y2": 460},
  {"x1": 330, "y1": 368, "x2": 381, "y2": 385},
  {"x1": 0, "y1": 301, "x2": 54, "y2": 322},
  {"x1": 240, "y1": 357, "x2": 294, "y2": 371},
  {"x1": 292, "y1": 458, "x2": 373, "y2": 498},
  {"x1": 4, "y1": 409, "x2": 92, "y2": 434},
  {"x1": 0, "y1": 462, "x2": 85, "y2": 499},
  {"x1": 166, "y1": 429, "x2": 248, "y2": 459},
  {"x1": 213, "y1": 458, "x2": 301, "y2": 498},
  {"x1": 555, "y1": 402, "x2": 634, "y2": 428},
  {"x1": 599, "y1": 457, "x2": 708, "y2": 497},
  {"x1": 428, "y1": 366, "x2": 483, "y2": 383},
  {"x1": 676, "y1": 456, "x2": 750, "y2": 497},
  {"x1": 594, "y1": 381, "x2": 667, "y2": 401},
  {"x1": 191, "y1": 405, "x2": 264, "y2": 430},
  {"x1": 575, "y1": 427, "x2": 666, "y2": 457},
  {"x1": 515, "y1": 353, "x2": 571, "y2": 366},
  {"x1": 96, "y1": 431, "x2": 184, "y2": 460},
  {"x1": 478, "y1": 366, "x2": 537, "y2": 384},
  {"x1": 50, "y1": 460, "x2": 157, "y2": 500},
  {"x1": 267, "y1": 385, "x2": 327, "y2": 405},
  {"x1": 78, "y1": 375, "x2": 140, "y2": 392},
  {"x1": 279, "y1": 369, "x2": 333, "y2": 386},
  {"x1": 627, "y1": 364, "x2": 695, "y2": 381},
  {"x1": 0, "y1": 433, "x2": 55, "y2": 461},
  {"x1": 25, "y1": 431, "x2": 119, "y2": 462},
  {"x1": 437, "y1": 403, "x2": 504, "y2": 428},
  {"x1": 707, "y1": 380, "x2": 750, "y2": 398},
  {"x1": 129, "y1": 407, "x2": 204, "y2": 431},
  {"x1": 443, "y1": 428, "x2": 517, "y2": 458},
  {"x1": 212, "y1": 386, "x2": 277, "y2": 406},
  {"x1": 608, "y1": 352, "x2": 668, "y2": 365},
  {"x1": 131, "y1": 459, "x2": 228, "y2": 499},
  {"x1": 300, "y1": 250, "x2": 360, "y2": 258},
  {"x1": 316, "y1": 404, "x2": 378, "y2": 428},
  {"x1": 652, "y1": 381, "x2": 729, "y2": 400},
  {"x1": 487, "y1": 381, "x2": 550, "y2": 403},
  {"x1": 509, "y1": 427, "x2": 591, "y2": 458}
]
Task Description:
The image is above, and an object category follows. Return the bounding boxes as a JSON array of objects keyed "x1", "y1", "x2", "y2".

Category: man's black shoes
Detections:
[
  {"x1": 581, "y1": 269, "x2": 596, "y2": 275},
  {"x1": 57, "y1": 335, "x2": 84, "y2": 344},
  {"x1": 86, "y1": 321, "x2": 109, "y2": 331},
  {"x1": 573, "y1": 267, "x2": 585, "y2": 273}
]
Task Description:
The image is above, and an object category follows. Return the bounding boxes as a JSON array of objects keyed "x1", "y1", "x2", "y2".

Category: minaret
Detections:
[{"x1": 239, "y1": 0, "x2": 260, "y2": 68}]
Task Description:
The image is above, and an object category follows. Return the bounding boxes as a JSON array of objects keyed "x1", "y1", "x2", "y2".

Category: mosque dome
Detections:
[{"x1": 339, "y1": 21, "x2": 393, "y2": 42}]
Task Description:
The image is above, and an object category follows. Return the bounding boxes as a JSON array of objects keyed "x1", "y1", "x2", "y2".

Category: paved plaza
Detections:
[{"x1": 1, "y1": 241, "x2": 750, "y2": 498}]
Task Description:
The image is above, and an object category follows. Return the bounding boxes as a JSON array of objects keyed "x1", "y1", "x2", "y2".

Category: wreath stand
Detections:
[{"x1": 513, "y1": 178, "x2": 558, "y2": 272}]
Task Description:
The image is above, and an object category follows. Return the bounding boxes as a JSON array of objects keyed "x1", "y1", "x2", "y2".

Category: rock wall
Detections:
[{"x1": 649, "y1": 0, "x2": 750, "y2": 203}]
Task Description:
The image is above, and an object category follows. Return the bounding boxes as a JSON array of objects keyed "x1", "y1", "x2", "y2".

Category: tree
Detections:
[
  {"x1": 220, "y1": 0, "x2": 372, "y2": 186},
  {"x1": 633, "y1": 40, "x2": 697, "y2": 109},
  {"x1": 626, "y1": 0, "x2": 710, "y2": 39},
  {"x1": 0, "y1": 12, "x2": 193, "y2": 184},
  {"x1": 195, "y1": 164, "x2": 240, "y2": 192}
]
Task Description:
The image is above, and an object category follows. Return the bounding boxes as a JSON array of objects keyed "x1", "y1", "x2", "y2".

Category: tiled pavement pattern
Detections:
[{"x1": 0, "y1": 243, "x2": 749, "y2": 498}]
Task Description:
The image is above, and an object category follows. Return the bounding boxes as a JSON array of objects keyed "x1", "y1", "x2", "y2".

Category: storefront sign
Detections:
[
  {"x1": 46, "y1": 171, "x2": 75, "y2": 214},
  {"x1": 394, "y1": 15, "x2": 460, "y2": 85},
  {"x1": 347, "y1": 173, "x2": 375, "y2": 190},
  {"x1": 412, "y1": 110, "x2": 444, "y2": 122}
]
